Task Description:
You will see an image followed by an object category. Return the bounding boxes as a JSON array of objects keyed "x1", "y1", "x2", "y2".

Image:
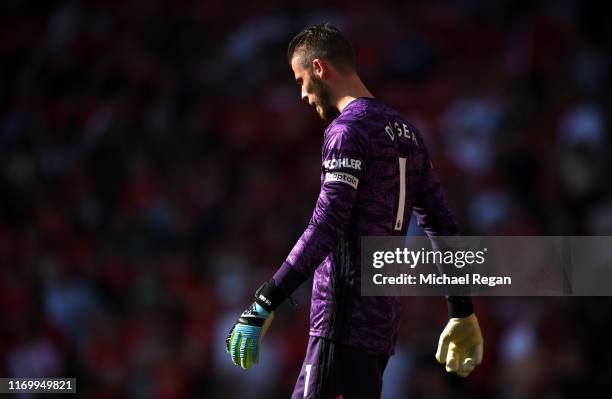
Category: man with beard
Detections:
[{"x1": 226, "y1": 24, "x2": 484, "y2": 398}]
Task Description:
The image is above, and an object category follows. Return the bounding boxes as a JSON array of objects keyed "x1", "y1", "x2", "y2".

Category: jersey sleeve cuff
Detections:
[{"x1": 446, "y1": 296, "x2": 474, "y2": 318}]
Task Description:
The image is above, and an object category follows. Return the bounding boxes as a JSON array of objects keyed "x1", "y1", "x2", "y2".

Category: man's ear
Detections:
[{"x1": 311, "y1": 58, "x2": 326, "y2": 79}]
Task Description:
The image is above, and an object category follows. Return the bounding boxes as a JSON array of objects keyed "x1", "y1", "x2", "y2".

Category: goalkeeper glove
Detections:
[
  {"x1": 435, "y1": 313, "x2": 483, "y2": 377},
  {"x1": 226, "y1": 302, "x2": 274, "y2": 369},
  {"x1": 226, "y1": 279, "x2": 290, "y2": 369}
]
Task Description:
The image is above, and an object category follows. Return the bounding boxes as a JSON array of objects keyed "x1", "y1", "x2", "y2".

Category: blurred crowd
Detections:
[{"x1": 1, "y1": 0, "x2": 611, "y2": 398}]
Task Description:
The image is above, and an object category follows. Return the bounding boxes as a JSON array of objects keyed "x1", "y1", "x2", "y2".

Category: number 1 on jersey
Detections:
[
  {"x1": 303, "y1": 364, "x2": 312, "y2": 397},
  {"x1": 394, "y1": 157, "x2": 407, "y2": 231}
]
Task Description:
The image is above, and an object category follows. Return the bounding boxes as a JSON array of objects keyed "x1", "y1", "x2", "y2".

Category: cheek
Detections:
[
  {"x1": 305, "y1": 83, "x2": 319, "y2": 100},
  {"x1": 305, "y1": 77, "x2": 319, "y2": 93}
]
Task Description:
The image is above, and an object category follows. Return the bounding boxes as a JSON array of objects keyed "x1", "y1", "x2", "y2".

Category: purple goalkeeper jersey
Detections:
[{"x1": 274, "y1": 97, "x2": 458, "y2": 355}]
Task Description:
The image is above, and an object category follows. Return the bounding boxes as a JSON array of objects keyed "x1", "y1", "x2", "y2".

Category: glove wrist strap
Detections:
[
  {"x1": 446, "y1": 296, "x2": 474, "y2": 318},
  {"x1": 254, "y1": 279, "x2": 295, "y2": 312}
]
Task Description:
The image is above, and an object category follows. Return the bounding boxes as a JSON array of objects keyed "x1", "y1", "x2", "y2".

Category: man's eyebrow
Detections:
[{"x1": 295, "y1": 77, "x2": 303, "y2": 84}]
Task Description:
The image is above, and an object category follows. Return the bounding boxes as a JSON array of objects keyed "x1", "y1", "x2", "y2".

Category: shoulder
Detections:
[
  {"x1": 322, "y1": 122, "x2": 370, "y2": 162},
  {"x1": 326, "y1": 99, "x2": 380, "y2": 139},
  {"x1": 324, "y1": 118, "x2": 368, "y2": 151}
]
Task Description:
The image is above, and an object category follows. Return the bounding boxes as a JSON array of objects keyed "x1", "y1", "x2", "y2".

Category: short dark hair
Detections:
[{"x1": 287, "y1": 23, "x2": 356, "y2": 73}]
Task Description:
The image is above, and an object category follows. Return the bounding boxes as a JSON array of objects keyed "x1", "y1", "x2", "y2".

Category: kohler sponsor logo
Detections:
[{"x1": 324, "y1": 157, "x2": 362, "y2": 171}]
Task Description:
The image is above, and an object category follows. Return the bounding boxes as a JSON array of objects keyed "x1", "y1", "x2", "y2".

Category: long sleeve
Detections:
[
  {"x1": 412, "y1": 153, "x2": 473, "y2": 317},
  {"x1": 273, "y1": 123, "x2": 368, "y2": 296},
  {"x1": 412, "y1": 154, "x2": 459, "y2": 237}
]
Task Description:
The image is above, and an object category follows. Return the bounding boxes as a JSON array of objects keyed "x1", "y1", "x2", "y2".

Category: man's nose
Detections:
[{"x1": 301, "y1": 88, "x2": 308, "y2": 103}]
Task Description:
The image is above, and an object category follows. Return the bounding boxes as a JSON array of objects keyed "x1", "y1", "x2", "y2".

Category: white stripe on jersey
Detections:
[{"x1": 394, "y1": 157, "x2": 407, "y2": 231}]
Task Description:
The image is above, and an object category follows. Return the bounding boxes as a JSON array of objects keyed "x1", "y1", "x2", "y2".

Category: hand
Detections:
[
  {"x1": 226, "y1": 302, "x2": 275, "y2": 369},
  {"x1": 435, "y1": 313, "x2": 483, "y2": 377}
]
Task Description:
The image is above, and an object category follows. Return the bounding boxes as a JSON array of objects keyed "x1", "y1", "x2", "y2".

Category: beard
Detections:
[{"x1": 310, "y1": 75, "x2": 339, "y2": 120}]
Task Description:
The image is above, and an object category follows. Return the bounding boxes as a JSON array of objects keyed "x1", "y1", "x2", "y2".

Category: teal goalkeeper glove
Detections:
[
  {"x1": 226, "y1": 302, "x2": 274, "y2": 369},
  {"x1": 435, "y1": 313, "x2": 484, "y2": 377}
]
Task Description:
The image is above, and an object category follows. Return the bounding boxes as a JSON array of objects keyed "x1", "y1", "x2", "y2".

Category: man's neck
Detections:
[{"x1": 335, "y1": 75, "x2": 374, "y2": 113}]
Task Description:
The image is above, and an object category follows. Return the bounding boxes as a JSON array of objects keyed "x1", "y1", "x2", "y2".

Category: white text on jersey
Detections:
[
  {"x1": 323, "y1": 158, "x2": 362, "y2": 171},
  {"x1": 384, "y1": 121, "x2": 418, "y2": 144}
]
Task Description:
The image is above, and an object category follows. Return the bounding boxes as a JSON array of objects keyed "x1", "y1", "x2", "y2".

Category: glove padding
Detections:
[
  {"x1": 226, "y1": 302, "x2": 274, "y2": 369},
  {"x1": 435, "y1": 313, "x2": 483, "y2": 377}
]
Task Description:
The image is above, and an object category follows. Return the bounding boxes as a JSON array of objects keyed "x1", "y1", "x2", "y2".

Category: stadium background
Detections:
[{"x1": 1, "y1": 0, "x2": 611, "y2": 397}]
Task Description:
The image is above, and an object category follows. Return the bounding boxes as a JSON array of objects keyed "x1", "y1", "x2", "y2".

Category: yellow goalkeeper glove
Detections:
[{"x1": 435, "y1": 313, "x2": 483, "y2": 377}]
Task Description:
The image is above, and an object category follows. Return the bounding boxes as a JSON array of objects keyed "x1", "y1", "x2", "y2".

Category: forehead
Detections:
[{"x1": 290, "y1": 55, "x2": 307, "y2": 78}]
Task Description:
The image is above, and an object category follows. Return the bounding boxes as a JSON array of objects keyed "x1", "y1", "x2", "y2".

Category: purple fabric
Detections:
[
  {"x1": 291, "y1": 336, "x2": 389, "y2": 399},
  {"x1": 275, "y1": 97, "x2": 459, "y2": 355},
  {"x1": 272, "y1": 261, "x2": 307, "y2": 298}
]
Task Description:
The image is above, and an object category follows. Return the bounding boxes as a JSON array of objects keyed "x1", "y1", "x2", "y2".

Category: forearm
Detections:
[{"x1": 270, "y1": 183, "x2": 357, "y2": 306}]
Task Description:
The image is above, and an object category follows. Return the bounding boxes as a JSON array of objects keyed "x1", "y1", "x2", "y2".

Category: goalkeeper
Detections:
[{"x1": 226, "y1": 24, "x2": 483, "y2": 398}]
